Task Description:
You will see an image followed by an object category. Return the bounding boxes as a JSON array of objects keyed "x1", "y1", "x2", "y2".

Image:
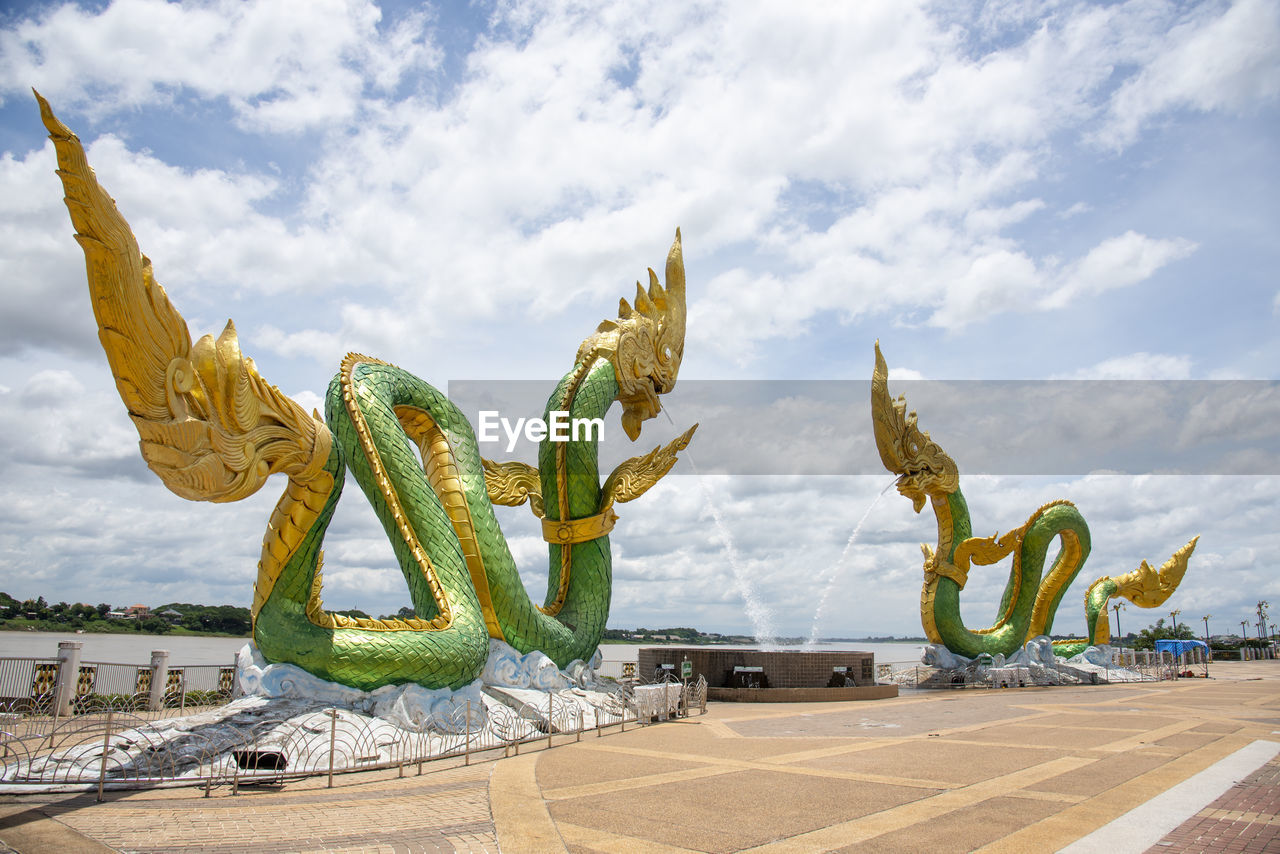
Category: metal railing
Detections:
[
  {"x1": 0, "y1": 646, "x2": 238, "y2": 720},
  {"x1": 0, "y1": 659, "x2": 707, "y2": 798},
  {"x1": 882, "y1": 649, "x2": 1199, "y2": 690},
  {"x1": 594, "y1": 659, "x2": 629, "y2": 680},
  {"x1": 0, "y1": 657, "x2": 60, "y2": 714}
]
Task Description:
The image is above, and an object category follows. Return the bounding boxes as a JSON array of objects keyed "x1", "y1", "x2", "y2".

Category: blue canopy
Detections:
[{"x1": 1155, "y1": 639, "x2": 1208, "y2": 657}]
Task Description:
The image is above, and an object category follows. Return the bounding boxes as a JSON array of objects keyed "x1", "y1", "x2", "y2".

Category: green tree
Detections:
[
  {"x1": 136, "y1": 615, "x2": 172, "y2": 634},
  {"x1": 378, "y1": 606, "x2": 416, "y2": 621},
  {"x1": 150, "y1": 602, "x2": 249, "y2": 635},
  {"x1": 1132, "y1": 618, "x2": 1195, "y2": 651},
  {"x1": 332, "y1": 608, "x2": 371, "y2": 620},
  {"x1": 69, "y1": 603, "x2": 94, "y2": 620}
]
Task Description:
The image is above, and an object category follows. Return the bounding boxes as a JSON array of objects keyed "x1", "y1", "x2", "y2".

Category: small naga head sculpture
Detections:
[
  {"x1": 577, "y1": 229, "x2": 686, "y2": 440},
  {"x1": 871, "y1": 341, "x2": 959, "y2": 512}
]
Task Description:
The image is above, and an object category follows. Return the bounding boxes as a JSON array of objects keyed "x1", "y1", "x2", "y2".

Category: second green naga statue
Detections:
[
  {"x1": 872, "y1": 342, "x2": 1198, "y2": 660},
  {"x1": 37, "y1": 92, "x2": 695, "y2": 691}
]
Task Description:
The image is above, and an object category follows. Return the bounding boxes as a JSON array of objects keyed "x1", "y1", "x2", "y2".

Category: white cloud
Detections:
[
  {"x1": 1098, "y1": 0, "x2": 1280, "y2": 149},
  {"x1": 1059, "y1": 201, "x2": 1091, "y2": 219},
  {"x1": 0, "y1": 0, "x2": 441, "y2": 133},
  {"x1": 0, "y1": 363, "x2": 140, "y2": 478},
  {"x1": 929, "y1": 248, "x2": 1042, "y2": 329},
  {"x1": 1055, "y1": 352, "x2": 1193, "y2": 380},
  {"x1": 5, "y1": 0, "x2": 1244, "y2": 371},
  {"x1": 1040, "y1": 231, "x2": 1197, "y2": 310}
]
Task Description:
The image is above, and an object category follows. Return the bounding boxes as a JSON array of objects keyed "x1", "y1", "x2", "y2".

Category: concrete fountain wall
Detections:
[{"x1": 638, "y1": 648, "x2": 898, "y2": 702}]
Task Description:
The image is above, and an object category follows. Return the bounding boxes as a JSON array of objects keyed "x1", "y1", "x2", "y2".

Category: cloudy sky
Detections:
[{"x1": 0, "y1": 0, "x2": 1277, "y2": 643}]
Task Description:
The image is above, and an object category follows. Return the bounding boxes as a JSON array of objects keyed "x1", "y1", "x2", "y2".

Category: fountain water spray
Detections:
[
  {"x1": 663, "y1": 408, "x2": 780, "y2": 648},
  {"x1": 804, "y1": 478, "x2": 896, "y2": 648}
]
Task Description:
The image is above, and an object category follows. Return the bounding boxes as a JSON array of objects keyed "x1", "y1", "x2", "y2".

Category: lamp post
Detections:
[
  {"x1": 1259, "y1": 601, "x2": 1272, "y2": 658},
  {"x1": 1112, "y1": 601, "x2": 1125, "y2": 662},
  {"x1": 1167, "y1": 610, "x2": 1183, "y2": 674},
  {"x1": 1202, "y1": 615, "x2": 1212, "y2": 671}
]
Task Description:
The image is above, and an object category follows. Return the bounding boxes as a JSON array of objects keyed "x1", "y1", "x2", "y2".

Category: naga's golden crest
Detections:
[
  {"x1": 1107, "y1": 536, "x2": 1199, "y2": 608},
  {"x1": 577, "y1": 229, "x2": 686, "y2": 441},
  {"x1": 871, "y1": 341, "x2": 958, "y2": 512}
]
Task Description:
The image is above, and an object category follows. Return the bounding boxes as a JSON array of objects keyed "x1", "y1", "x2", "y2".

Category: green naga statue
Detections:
[
  {"x1": 871, "y1": 342, "x2": 1198, "y2": 659},
  {"x1": 37, "y1": 93, "x2": 695, "y2": 691}
]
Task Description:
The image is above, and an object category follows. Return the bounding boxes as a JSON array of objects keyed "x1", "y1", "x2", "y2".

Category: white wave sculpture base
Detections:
[
  {"x1": 903, "y1": 638, "x2": 1150, "y2": 686},
  {"x1": 4, "y1": 640, "x2": 627, "y2": 789}
]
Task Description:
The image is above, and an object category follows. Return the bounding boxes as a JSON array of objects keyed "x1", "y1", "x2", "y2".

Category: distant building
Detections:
[
  {"x1": 122, "y1": 604, "x2": 150, "y2": 619},
  {"x1": 158, "y1": 608, "x2": 183, "y2": 623}
]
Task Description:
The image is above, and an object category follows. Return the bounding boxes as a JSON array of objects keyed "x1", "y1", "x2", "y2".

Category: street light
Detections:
[
  {"x1": 1202, "y1": 615, "x2": 1212, "y2": 671},
  {"x1": 1112, "y1": 601, "x2": 1126, "y2": 649},
  {"x1": 1259, "y1": 601, "x2": 1272, "y2": 657},
  {"x1": 1169, "y1": 609, "x2": 1181, "y2": 634}
]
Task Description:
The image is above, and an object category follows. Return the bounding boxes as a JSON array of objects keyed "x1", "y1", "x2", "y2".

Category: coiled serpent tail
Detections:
[{"x1": 872, "y1": 342, "x2": 1198, "y2": 659}]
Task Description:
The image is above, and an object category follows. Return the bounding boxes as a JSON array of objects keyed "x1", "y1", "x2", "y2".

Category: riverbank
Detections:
[{"x1": 0, "y1": 620, "x2": 247, "y2": 638}]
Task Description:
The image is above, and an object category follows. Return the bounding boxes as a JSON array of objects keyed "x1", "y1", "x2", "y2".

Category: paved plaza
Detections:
[{"x1": 0, "y1": 660, "x2": 1276, "y2": 853}]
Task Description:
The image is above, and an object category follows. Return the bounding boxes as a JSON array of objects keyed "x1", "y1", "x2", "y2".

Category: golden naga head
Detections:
[
  {"x1": 871, "y1": 341, "x2": 959, "y2": 512},
  {"x1": 578, "y1": 229, "x2": 686, "y2": 440},
  {"x1": 1111, "y1": 536, "x2": 1199, "y2": 607}
]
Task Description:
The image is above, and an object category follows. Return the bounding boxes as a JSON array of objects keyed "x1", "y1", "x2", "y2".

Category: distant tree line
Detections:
[
  {"x1": 154, "y1": 602, "x2": 252, "y2": 635},
  {"x1": 0, "y1": 592, "x2": 251, "y2": 636},
  {"x1": 1125, "y1": 618, "x2": 1271, "y2": 651},
  {"x1": 1128, "y1": 618, "x2": 1196, "y2": 650}
]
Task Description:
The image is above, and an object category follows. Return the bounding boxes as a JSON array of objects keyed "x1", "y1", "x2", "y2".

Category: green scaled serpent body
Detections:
[
  {"x1": 253, "y1": 356, "x2": 630, "y2": 690},
  {"x1": 871, "y1": 343, "x2": 1198, "y2": 659},
  {"x1": 39, "y1": 92, "x2": 694, "y2": 692}
]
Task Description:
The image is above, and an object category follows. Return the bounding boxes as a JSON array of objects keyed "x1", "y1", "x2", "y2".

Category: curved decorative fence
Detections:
[
  {"x1": 883, "y1": 648, "x2": 1216, "y2": 690},
  {"x1": 0, "y1": 668, "x2": 708, "y2": 798}
]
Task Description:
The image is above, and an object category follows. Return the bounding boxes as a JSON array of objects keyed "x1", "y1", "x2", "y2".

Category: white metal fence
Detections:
[
  {"x1": 882, "y1": 646, "x2": 1227, "y2": 690},
  {"x1": 0, "y1": 648, "x2": 707, "y2": 798}
]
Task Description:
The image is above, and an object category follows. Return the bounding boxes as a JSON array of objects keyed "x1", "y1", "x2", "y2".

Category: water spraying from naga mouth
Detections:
[
  {"x1": 805, "y1": 478, "x2": 897, "y2": 648},
  {"x1": 661, "y1": 406, "x2": 780, "y2": 648}
]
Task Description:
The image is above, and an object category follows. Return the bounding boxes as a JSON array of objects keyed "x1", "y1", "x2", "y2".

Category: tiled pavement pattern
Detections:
[
  {"x1": 0, "y1": 660, "x2": 1275, "y2": 853},
  {"x1": 0, "y1": 760, "x2": 497, "y2": 853},
  {"x1": 1148, "y1": 754, "x2": 1280, "y2": 853}
]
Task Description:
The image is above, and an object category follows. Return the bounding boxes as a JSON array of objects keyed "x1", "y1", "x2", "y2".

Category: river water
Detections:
[
  {"x1": 0, "y1": 632, "x2": 248, "y2": 665},
  {"x1": 597, "y1": 641, "x2": 925, "y2": 666},
  {"x1": 0, "y1": 632, "x2": 925, "y2": 668}
]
